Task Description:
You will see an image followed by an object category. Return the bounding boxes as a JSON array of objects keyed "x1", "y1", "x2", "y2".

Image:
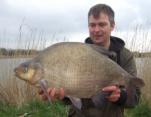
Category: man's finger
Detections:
[
  {"x1": 59, "y1": 88, "x2": 65, "y2": 99},
  {"x1": 107, "y1": 94, "x2": 120, "y2": 102},
  {"x1": 47, "y1": 88, "x2": 53, "y2": 93},
  {"x1": 107, "y1": 94, "x2": 120, "y2": 99},
  {"x1": 49, "y1": 88, "x2": 56, "y2": 100},
  {"x1": 102, "y1": 86, "x2": 118, "y2": 92}
]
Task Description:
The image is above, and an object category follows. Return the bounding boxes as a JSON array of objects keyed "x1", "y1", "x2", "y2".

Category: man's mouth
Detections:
[{"x1": 95, "y1": 35, "x2": 103, "y2": 38}]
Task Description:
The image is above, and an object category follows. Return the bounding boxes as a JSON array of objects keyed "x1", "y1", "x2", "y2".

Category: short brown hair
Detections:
[{"x1": 88, "y1": 4, "x2": 115, "y2": 24}]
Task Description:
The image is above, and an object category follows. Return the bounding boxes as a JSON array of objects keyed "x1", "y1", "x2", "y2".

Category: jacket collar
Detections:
[{"x1": 85, "y1": 36, "x2": 125, "y2": 52}]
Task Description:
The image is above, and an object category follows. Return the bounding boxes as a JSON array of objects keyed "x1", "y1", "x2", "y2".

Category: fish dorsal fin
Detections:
[
  {"x1": 88, "y1": 44, "x2": 116, "y2": 58},
  {"x1": 67, "y1": 96, "x2": 82, "y2": 110}
]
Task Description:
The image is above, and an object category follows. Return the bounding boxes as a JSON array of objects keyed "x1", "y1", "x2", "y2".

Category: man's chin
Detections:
[{"x1": 93, "y1": 39, "x2": 104, "y2": 45}]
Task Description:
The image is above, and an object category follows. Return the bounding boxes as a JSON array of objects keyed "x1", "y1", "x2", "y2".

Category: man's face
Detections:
[{"x1": 88, "y1": 12, "x2": 115, "y2": 46}]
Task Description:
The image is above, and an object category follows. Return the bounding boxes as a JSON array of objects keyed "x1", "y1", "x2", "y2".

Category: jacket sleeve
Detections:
[
  {"x1": 120, "y1": 48, "x2": 137, "y2": 76},
  {"x1": 116, "y1": 48, "x2": 141, "y2": 108}
]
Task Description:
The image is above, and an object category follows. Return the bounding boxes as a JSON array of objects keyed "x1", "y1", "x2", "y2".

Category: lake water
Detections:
[{"x1": 0, "y1": 58, "x2": 31, "y2": 79}]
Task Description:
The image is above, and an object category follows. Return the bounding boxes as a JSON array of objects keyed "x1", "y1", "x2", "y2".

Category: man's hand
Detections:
[
  {"x1": 39, "y1": 88, "x2": 65, "y2": 101},
  {"x1": 102, "y1": 85, "x2": 121, "y2": 102}
]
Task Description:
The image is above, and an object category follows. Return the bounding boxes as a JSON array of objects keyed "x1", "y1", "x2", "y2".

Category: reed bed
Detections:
[
  {"x1": 136, "y1": 58, "x2": 151, "y2": 104},
  {"x1": 0, "y1": 57, "x2": 39, "y2": 106},
  {"x1": 0, "y1": 77, "x2": 38, "y2": 106}
]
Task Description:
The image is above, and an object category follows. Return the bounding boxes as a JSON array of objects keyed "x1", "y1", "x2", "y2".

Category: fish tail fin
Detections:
[
  {"x1": 125, "y1": 77, "x2": 145, "y2": 107},
  {"x1": 129, "y1": 77, "x2": 145, "y2": 88},
  {"x1": 67, "y1": 96, "x2": 82, "y2": 110}
]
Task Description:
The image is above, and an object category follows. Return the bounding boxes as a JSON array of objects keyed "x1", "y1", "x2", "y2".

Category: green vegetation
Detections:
[
  {"x1": 0, "y1": 99, "x2": 151, "y2": 117},
  {"x1": 125, "y1": 101, "x2": 151, "y2": 117},
  {"x1": 0, "y1": 100, "x2": 68, "y2": 117}
]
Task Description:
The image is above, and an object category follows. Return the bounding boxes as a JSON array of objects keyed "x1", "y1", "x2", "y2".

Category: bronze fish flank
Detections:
[{"x1": 14, "y1": 42, "x2": 144, "y2": 109}]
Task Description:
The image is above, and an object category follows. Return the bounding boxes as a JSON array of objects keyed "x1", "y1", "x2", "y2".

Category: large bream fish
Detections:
[{"x1": 14, "y1": 42, "x2": 144, "y2": 109}]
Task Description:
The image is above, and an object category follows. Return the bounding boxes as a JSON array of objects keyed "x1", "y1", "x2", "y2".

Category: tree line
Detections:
[
  {"x1": 0, "y1": 48, "x2": 39, "y2": 57},
  {"x1": 133, "y1": 51, "x2": 151, "y2": 58},
  {"x1": 0, "y1": 48, "x2": 150, "y2": 58}
]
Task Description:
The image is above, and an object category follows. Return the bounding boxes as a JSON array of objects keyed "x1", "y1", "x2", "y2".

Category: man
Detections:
[{"x1": 39, "y1": 4, "x2": 140, "y2": 117}]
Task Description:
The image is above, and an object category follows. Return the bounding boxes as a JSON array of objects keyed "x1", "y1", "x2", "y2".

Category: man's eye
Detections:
[
  {"x1": 99, "y1": 23, "x2": 107, "y2": 27},
  {"x1": 89, "y1": 24, "x2": 95, "y2": 28}
]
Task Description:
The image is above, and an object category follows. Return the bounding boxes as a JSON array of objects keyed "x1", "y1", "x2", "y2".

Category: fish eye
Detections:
[{"x1": 23, "y1": 67, "x2": 28, "y2": 73}]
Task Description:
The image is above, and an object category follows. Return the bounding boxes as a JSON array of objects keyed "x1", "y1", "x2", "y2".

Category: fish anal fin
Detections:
[{"x1": 67, "y1": 96, "x2": 82, "y2": 110}]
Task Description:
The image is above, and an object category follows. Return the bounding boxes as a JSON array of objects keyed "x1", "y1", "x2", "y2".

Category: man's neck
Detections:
[
  {"x1": 95, "y1": 39, "x2": 110, "y2": 50},
  {"x1": 103, "y1": 39, "x2": 110, "y2": 50}
]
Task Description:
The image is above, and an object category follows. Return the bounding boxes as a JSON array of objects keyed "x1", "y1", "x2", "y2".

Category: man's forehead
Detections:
[{"x1": 89, "y1": 12, "x2": 109, "y2": 19}]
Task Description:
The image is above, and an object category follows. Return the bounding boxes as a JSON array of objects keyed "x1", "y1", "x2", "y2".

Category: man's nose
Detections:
[{"x1": 94, "y1": 25, "x2": 101, "y2": 32}]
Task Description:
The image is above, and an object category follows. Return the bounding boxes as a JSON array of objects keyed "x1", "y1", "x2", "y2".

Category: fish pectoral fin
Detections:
[
  {"x1": 67, "y1": 96, "x2": 82, "y2": 110},
  {"x1": 92, "y1": 91, "x2": 111, "y2": 108},
  {"x1": 39, "y1": 79, "x2": 52, "y2": 103}
]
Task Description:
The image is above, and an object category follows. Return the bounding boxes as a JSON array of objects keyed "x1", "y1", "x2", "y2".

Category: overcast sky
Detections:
[{"x1": 0, "y1": 0, "x2": 151, "y2": 51}]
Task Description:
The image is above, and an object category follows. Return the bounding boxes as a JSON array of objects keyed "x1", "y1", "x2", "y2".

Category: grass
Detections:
[
  {"x1": 0, "y1": 100, "x2": 68, "y2": 117},
  {"x1": 125, "y1": 100, "x2": 151, "y2": 117},
  {"x1": 0, "y1": 99, "x2": 151, "y2": 117}
]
